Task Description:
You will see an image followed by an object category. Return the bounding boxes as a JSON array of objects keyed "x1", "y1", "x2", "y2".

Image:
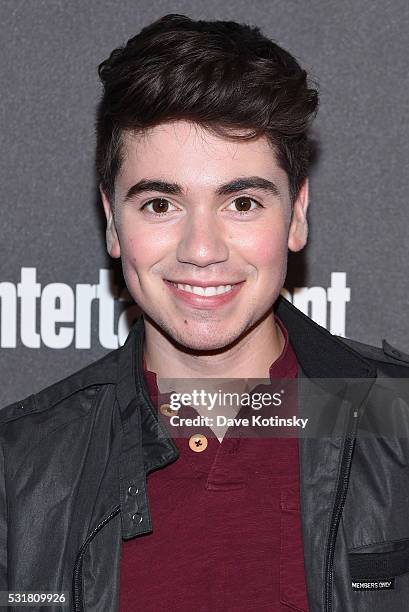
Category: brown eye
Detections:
[
  {"x1": 231, "y1": 197, "x2": 259, "y2": 213},
  {"x1": 144, "y1": 198, "x2": 170, "y2": 214}
]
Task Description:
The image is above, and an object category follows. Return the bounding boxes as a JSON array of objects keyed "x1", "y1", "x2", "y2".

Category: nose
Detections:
[{"x1": 176, "y1": 210, "x2": 229, "y2": 267}]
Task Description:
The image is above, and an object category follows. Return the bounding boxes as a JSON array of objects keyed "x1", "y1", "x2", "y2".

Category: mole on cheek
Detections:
[{"x1": 184, "y1": 319, "x2": 188, "y2": 324}]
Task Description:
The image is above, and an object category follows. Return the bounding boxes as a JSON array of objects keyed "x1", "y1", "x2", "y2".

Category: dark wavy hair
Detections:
[{"x1": 96, "y1": 14, "x2": 319, "y2": 205}]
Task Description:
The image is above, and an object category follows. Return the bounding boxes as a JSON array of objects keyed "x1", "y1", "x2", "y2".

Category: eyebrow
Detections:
[{"x1": 123, "y1": 176, "x2": 281, "y2": 202}]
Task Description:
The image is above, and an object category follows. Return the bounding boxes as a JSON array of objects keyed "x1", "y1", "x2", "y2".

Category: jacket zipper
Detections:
[
  {"x1": 72, "y1": 505, "x2": 121, "y2": 612},
  {"x1": 324, "y1": 387, "x2": 371, "y2": 612},
  {"x1": 324, "y1": 432, "x2": 357, "y2": 612}
]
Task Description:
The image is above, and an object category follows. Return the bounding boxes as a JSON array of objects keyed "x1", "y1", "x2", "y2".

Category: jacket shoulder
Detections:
[
  {"x1": 0, "y1": 346, "x2": 121, "y2": 427},
  {"x1": 338, "y1": 336, "x2": 409, "y2": 372}
]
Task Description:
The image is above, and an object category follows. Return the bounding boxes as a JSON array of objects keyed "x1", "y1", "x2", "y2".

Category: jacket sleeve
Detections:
[{"x1": 0, "y1": 435, "x2": 7, "y2": 589}]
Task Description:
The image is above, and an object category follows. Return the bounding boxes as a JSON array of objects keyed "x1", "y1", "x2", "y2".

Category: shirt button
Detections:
[
  {"x1": 189, "y1": 434, "x2": 208, "y2": 452},
  {"x1": 127, "y1": 485, "x2": 139, "y2": 496},
  {"x1": 160, "y1": 403, "x2": 178, "y2": 417}
]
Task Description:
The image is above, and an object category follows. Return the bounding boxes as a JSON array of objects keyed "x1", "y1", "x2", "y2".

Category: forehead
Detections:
[{"x1": 117, "y1": 121, "x2": 288, "y2": 192}]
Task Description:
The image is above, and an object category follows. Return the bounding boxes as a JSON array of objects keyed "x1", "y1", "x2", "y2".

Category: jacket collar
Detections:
[
  {"x1": 115, "y1": 314, "x2": 179, "y2": 539},
  {"x1": 116, "y1": 314, "x2": 179, "y2": 467},
  {"x1": 275, "y1": 295, "x2": 376, "y2": 379}
]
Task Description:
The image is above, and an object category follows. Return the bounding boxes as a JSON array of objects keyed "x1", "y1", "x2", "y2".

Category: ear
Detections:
[
  {"x1": 287, "y1": 178, "x2": 309, "y2": 253},
  {"x1": 100, "y1": 184, "x2": 121, "y2": 259}
]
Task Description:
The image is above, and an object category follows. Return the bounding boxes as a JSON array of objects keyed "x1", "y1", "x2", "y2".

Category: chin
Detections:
[
  {"x1": 171, "y1": 324, "x2": 244, "y2": 353},
  {"x1": 145, "y1": 310, "x2": 252, "y2": 352},
  {"x1": 178, "y1": 337, "x2": 228, "y2": 352}
]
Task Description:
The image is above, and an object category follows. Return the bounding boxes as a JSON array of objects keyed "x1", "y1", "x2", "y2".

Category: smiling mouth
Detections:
[{"x1": 164, "y1": 280, "x2": 243, "y2": 297}]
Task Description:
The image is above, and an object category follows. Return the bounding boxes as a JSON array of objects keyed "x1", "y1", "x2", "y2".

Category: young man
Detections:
[{"x1": 1, "y1": 13, "x2": 409, "y2": 612}]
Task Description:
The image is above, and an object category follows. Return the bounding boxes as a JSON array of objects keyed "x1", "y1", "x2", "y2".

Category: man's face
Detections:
[{"x1": 101, "y1": 120, "x2": 308, "y2": 351}]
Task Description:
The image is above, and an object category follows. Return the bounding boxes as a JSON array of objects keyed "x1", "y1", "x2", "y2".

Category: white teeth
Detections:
[{"x1": 171, "y1": 283, "x2": 234, "y2": 296}]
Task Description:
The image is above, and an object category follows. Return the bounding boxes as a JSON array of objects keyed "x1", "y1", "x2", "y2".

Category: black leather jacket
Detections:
[{"x1": 1, "y1": 296, "x2": 409, "y2": 612}]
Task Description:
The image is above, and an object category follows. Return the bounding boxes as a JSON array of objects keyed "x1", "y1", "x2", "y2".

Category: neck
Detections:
[{"x1": 142, "y1": 312, "x2": 285, "y2": 380}]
